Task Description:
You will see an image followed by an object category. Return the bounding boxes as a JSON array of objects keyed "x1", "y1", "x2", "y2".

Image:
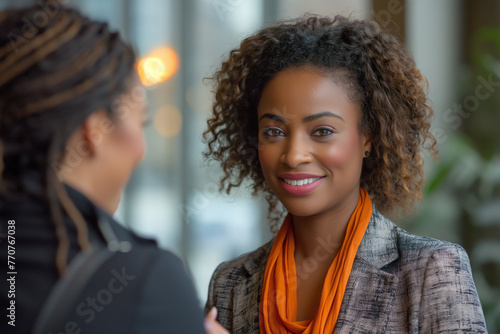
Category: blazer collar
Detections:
[
  {"x1": 334, "y1": 205, "x2": 400, "y2": 332},
  {"x1": 64, "y1": 184, "x2": 156, "y2": 246},
  {"x1": 233, "y1": 205, "x2": 400, "y2": 333},
  {"x1": 241, "y1": 205, "x2": 399, "y2": 275},
  {"x1": 355, "y1": 205, "x2": 399, "y2": 269}
]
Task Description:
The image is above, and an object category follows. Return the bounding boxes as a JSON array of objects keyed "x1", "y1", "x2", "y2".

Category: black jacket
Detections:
[{"x1": 0, "y1": 183, "x2": 205, "y2": 334}]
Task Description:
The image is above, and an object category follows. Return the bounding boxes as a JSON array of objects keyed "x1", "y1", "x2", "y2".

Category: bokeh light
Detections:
[{"x1": 137, "y1": 47, "x2": 179, "y2": 86}]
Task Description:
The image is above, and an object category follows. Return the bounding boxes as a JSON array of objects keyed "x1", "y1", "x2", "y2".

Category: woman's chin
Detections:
[{"x1": 282, "y1": 204, "x2": 322, "y2": 219}]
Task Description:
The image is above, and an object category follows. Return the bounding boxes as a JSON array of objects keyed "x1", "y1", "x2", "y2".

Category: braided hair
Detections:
[
  {"x1": 203, "y1": 15, "x2": 438, "y2": 230},
  {"x1": 0, "y1": 3, "x2": 136, "y2": 275}
]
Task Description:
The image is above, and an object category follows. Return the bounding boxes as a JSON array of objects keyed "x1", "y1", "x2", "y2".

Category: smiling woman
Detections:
[
  {"x1": 257, "y1": 67, "x2": 369, "y2": 221},
  {"x1": 203, "y1": 15, "x2": 487, "y2": 333}
]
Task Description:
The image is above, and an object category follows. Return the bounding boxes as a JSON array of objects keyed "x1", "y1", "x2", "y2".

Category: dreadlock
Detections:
[{"x1": 0, "y1": 2, "x2": 136, "y2": 275}]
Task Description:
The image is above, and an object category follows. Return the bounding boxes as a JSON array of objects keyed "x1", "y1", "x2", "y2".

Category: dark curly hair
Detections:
[{"x1": 203, "y1": 15, "x2": 437, "y2": 229}]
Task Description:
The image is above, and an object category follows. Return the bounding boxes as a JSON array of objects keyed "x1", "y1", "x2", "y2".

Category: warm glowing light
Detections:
[
  {"x1": 154, "y1": 105, "x2": 182, "y2": 138},
  {"x1": 137, "y1": 47, "x2": 179, "y2": 86}
]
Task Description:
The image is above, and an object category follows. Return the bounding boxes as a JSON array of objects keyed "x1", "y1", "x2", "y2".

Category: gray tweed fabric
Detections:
[{"x1": 205, "y1": 206, "x2": 488, "y2": 333}]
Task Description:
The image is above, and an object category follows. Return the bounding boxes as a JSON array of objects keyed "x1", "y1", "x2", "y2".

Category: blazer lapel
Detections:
[
  {"x1": 230, "y1": 207, "x2": 399, "y2": 333},
  {"x1": 334, "y1": 206, "x2": 400, "y2": 333},
  {"x1": 232, "y1": 241, "x2": 272, "y2": 334}
]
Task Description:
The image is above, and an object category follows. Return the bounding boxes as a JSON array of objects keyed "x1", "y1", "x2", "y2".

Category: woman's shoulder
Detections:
[
  {"x1": 392, "y1": 222, "x2": 470, "y2": 264},
  {"x1": 378, "y1": 217, "x2": 487, "y2": 331},
  {"x1": 365, "y1": 208, "x2": 475, "y2": 286},
  {"x1": 370, "y1": 207, "x2": 470, "y2": 262},
  {"x1": 98, "y1": 212, "x2": 192, "y2": 280},
  {"x1": 377, "y1": 214, "x2": 476, "y2": 290},
  {"x1": 396, "y1": 228, "x2": 475, "y2": 290}
]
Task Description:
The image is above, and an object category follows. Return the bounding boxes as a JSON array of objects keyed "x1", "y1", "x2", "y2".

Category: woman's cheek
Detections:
[
  {"x1": 132, "y1": 128, "x2": 146, "y2": 163},
  {"x1": 258, "y1": 145, "x2": 276, "y2": 173},
  {"x1": 120, "y1": 124, "x2": 146, "y2": 164},
  {"x1": 259, "y1": 145, "x2": 281, "y2": 189},
  {"x1": 319, "y1": 135, "x2": 361, "y2": 172},
  {"x1": 135, "y1": 134, "x2": 146, "y2": 163},
  {"x1": 318, "y1": 143, "x2": 349, "y2": 169}
]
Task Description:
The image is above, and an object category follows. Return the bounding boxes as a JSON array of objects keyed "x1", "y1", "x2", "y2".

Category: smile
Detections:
[
  {"x1": 282, "y1": 177, "x2": 322, "y2": 186},
  {"x1": 278, "y1": 174, "x2": 325, "y2": 196}
]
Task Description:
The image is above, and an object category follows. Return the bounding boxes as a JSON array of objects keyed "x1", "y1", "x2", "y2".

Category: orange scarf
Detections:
[{"x1": 260, "y1": 188, "x2": 373, "y2": 334}]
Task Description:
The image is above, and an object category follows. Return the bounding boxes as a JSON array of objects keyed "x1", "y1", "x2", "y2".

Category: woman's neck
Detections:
[{"x1": 292, "y1": 188, "x2": 360, "y2": 262}]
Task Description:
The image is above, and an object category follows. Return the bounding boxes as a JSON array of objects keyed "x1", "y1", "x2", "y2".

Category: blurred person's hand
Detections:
[{"x1": 204, "y1": 307, "x2": 229, "y2": 334}]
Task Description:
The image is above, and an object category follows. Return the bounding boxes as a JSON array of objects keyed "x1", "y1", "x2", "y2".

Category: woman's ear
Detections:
[
  {"x1": 361, "y1": 132, "x2": 372, "y2": 158},
  {"x1": 79, "y1": 109, "x2": 112, "y2": 158}
]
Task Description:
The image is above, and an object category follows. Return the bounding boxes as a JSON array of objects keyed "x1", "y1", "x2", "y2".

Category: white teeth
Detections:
[{"x1": 283, "y1": 177, "x2": 322, "y2": 186}]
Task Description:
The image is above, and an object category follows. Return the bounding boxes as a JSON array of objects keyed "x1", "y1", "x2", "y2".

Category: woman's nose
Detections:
[{"x1": 280, "y1": 134, "x2": 312, "y2": 168}]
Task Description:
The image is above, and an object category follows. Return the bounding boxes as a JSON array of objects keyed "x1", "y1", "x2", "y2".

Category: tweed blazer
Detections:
[{"x1": 205, "y1": 206, "x2": 487, "y2": 333}]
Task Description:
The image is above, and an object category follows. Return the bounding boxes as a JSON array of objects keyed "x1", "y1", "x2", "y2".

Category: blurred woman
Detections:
[
  {"x1": 204, "y1": 15, "x2": 487, "y2": 333},
  {"x1": 0, "y1": 4, "x2": 226, "y2": 334}
]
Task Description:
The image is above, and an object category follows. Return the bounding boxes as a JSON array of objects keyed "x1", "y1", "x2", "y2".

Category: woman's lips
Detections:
[{"x1": 278, "y1": 174, "x2": 325, "y2": 196}]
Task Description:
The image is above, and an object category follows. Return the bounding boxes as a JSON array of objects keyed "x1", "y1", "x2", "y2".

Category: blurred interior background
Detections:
[{"x1": 1, "y1": 0, "x2": 499, "y2": 331}]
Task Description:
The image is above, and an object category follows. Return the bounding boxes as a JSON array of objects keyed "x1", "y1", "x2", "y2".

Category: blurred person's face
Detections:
[
  {"x1": 257, "y1": 66, "x2": 371, "y2": 218},
  {"x1": 112, "y1": 89, "x2": 147, "y2": 162},
  {"x1": 61, "y1": 78, "x2": 148, "y2": 214},
  {"x1": 101, "y1": 82, "x2": 148, "y2": 209}
]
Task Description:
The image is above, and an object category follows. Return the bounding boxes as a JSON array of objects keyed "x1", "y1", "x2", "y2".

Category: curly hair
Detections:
[{"x1": 203, "y1": 15, "x2": 437, "y2": 229}]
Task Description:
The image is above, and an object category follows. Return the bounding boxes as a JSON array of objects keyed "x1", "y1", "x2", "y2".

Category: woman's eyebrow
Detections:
[
  {"x1": 303, "y1": 111, "x2": 345, "y2": 123},
  {"x1": 258, "y1": 113, "x2": 285, "y2": 123},
  {"x1": 258, "y1": 111, "x2": 345, "y2": 123}
]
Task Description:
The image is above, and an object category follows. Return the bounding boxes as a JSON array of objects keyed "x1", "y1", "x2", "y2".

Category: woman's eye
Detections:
[
  {"x1": 262, "y1": 128, "x2": 285, "y2": 137},
  {"x1": 312, "y1": 128, "x2": 334, "y2": 137}
]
